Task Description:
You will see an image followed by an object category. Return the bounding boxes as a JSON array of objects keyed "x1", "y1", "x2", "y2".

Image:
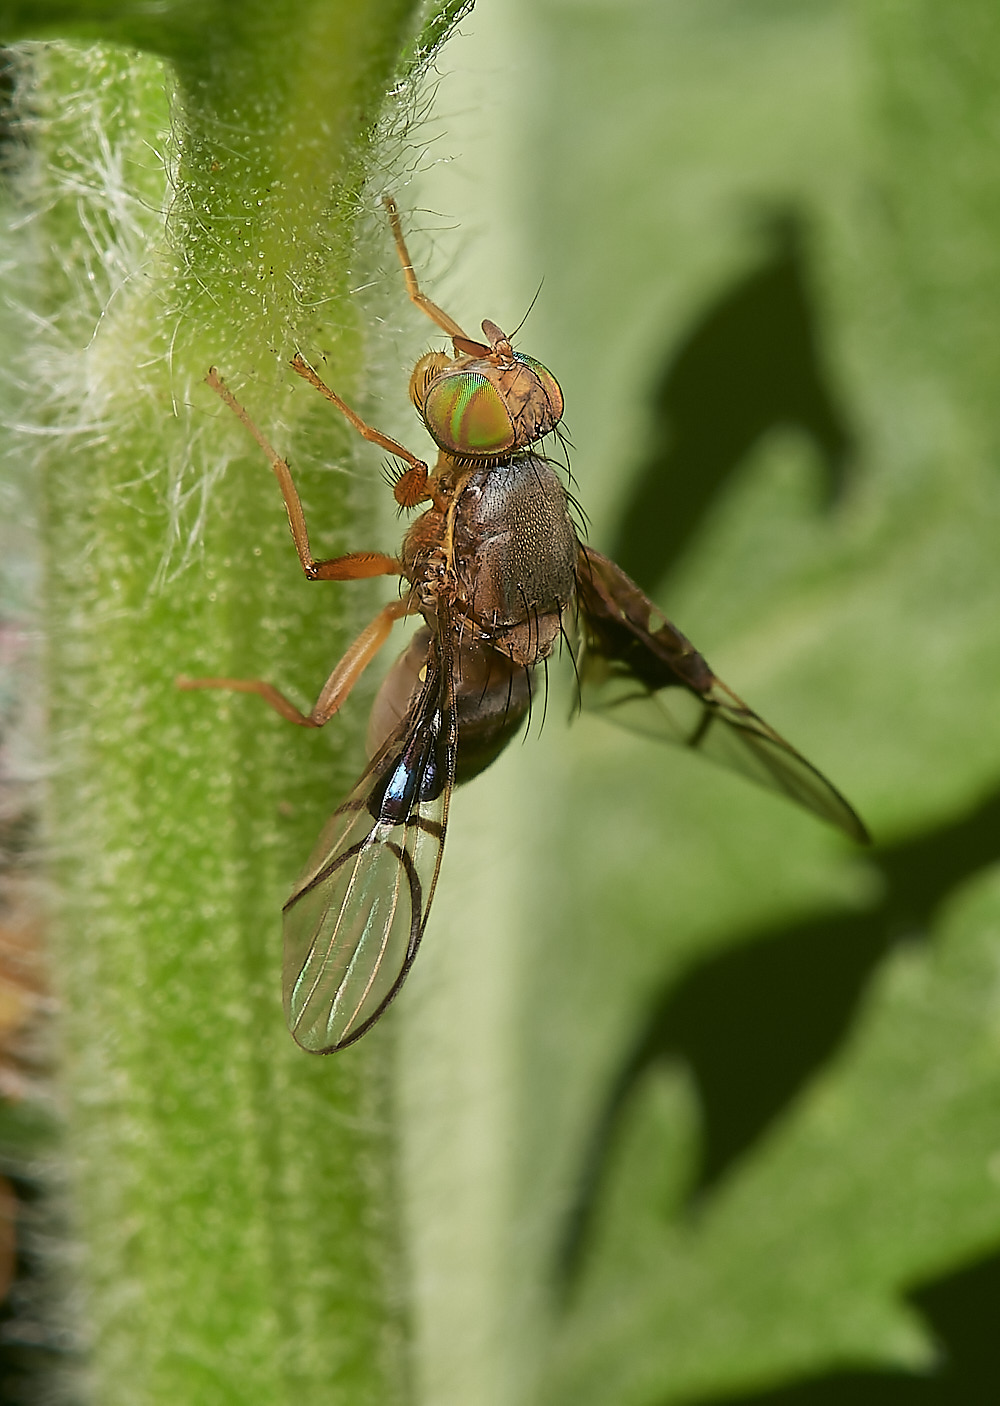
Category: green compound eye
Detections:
[{"x1": 422, "y1": 371, "x2": 516, "y2": 456}]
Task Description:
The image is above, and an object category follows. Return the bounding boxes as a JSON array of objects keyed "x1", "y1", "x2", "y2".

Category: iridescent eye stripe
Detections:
[{"x1": 428, "y1": 373, "x2": 513, "y2": 452}]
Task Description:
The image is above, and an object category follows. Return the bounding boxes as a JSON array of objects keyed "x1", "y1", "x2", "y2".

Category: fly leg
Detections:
[
  {"x1": 287, "y1": 355, "x2": 444, "y2": 512},
  {"x1": 188, "y1": 372, "x2": 415, "y2": 720},
  {"x1": 177, "y1": 598, "x2": 414, "y2": 727},
  {"x1": 206, "y1": 367, "x2": 412, "y2": 573},
  {"x1": 382, "y1": 195, "x2": 471, "y2": 342}
]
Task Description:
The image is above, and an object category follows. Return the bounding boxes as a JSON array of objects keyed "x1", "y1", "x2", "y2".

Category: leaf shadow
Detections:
[
  {"x1": 610, "y1": 209, "x2": 854, "y2": 593},
  {"x1": 558, "y1": 788, "x2": 1000, "y2": 1292},
  {"x1": 680, "y1": 1244, "x2": 1000, "y2": 1405},
  {"x1": 555, "y1": 203, "x2": 1000, "y2": 1401}
]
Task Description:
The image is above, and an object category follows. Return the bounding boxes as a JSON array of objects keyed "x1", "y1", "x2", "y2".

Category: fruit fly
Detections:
[{"x1": 180, "y1": 198, "x2": 869, "y2": 1054}]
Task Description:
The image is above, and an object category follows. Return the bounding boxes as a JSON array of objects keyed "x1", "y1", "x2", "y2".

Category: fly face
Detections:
[
  {"x1": 181, "y1": 198, "x2": 869, "y2": 1053},
  {"x1": 410, "y1": 336, "x2": 564, "y2": 460}
]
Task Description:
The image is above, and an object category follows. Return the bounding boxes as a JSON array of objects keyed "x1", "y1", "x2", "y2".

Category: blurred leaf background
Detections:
[{"x1": 3, "y1": 0, "x2": 1000, "y2": 1403}]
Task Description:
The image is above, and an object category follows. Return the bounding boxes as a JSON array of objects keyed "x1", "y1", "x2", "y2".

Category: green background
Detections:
[{"x1": 2, "y1": 0, "x2": 1000, "y2": 1402}]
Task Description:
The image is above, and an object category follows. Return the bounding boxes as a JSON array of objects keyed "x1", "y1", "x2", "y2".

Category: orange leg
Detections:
[
  {"x1": 177, "y1": 598, "x2": 413, "y2": 727},
  {"x1": 206, "y1": 367, "x2": 408, "y2": 575},
  {"x1": 288, "y1": 355, "x2": 436, "y2": 511},
  {"x1": 382, "y1": 195, "x2": 471, "y2": 342}
]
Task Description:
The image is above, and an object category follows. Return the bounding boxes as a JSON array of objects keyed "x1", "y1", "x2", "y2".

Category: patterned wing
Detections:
[
  {"x1": 575, "y1": 545, "x2": 869, "y2": 844},
  {"x1": 283, "y1": 635, "x2": 456, "y2": 1052}
]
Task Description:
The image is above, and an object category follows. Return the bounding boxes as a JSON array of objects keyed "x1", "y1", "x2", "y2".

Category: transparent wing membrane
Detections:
[
  {"x1": 575, "y1": 546, "x2": 869, "y2": 844},
  {"x1": 282, "y1": 643, "x2": 455, "y2": 1052}
]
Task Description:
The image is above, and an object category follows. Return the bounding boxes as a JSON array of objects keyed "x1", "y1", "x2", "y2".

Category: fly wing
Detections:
[
  {"x1": 575, "y1": 545, "x2": 869, "y2": 844},
  {"x1": 283, "y1": 634, "x2": 456, "y2": 1052}
]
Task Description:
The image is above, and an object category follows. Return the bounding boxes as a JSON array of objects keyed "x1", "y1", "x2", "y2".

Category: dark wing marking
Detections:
[
  {"x1": 282, "y1": 633, "x2": 456, "y2": 1052},
  {"x1": 575, "y1": 545, "x2": 869, "y2": 844}
]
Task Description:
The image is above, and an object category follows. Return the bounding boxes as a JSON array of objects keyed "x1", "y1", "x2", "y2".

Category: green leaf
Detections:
[{"x1": 548, "y1": 867, "x2": 1000, "y2": 1403}]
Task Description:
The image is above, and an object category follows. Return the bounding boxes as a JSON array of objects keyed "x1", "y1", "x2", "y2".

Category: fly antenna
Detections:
[{"x1": 509, "y1": 278, "x2": 544, "y2": 341}]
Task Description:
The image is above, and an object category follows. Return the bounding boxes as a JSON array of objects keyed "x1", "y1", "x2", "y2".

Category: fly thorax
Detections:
[{"x1": 454, "y1": 454, "x2": 577, "y2": 667}]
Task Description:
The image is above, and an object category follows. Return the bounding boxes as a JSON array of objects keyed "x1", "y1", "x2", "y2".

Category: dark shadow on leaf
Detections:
[
  {"x1": 558, "y1": 789, "x2": 1000, "y2": 1293},
  {"x1": 676, "y1": 1245, "x2": 1000, "y2": 1405},
  {"x1": 611, "y1": 211, "x2": 853, "y2": 593}
]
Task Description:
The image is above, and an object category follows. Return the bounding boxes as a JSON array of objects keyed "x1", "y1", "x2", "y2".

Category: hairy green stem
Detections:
[{"x1": 0, "y1": 1, "x2": 457, "y2": 1398}]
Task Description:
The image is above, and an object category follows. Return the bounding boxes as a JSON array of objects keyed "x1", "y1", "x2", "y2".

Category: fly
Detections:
[{"x1": 179, "y1": 198, "x2": 869, "y2": 1053}]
